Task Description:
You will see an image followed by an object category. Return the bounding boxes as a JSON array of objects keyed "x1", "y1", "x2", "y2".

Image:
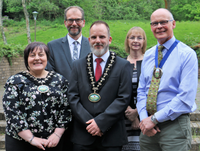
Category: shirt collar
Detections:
[
  {"x1": 67, "y1": 34, "x2": 82, "y2": 45},
  {"x1": 157, "y1": 36, "x2": 176, "y2": 50},
  {"x1": 93, "y1": 50, "x2": 110, "y2": 62}
]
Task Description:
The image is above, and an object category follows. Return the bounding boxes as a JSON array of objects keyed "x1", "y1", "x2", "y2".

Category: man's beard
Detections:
[
  {"x1": 90, "y1": 43, "x2": 109, "y2": 57},
  {"x1": 67, "y1": 26, "x2": 81, "y2": 36}
]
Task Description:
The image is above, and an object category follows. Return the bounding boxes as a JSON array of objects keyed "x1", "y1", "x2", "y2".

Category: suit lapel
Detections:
[
  {"x1": 80, "y1": 37, "x2": 90, "y2": 58},
  {"x1": 61, "y1": 35, "x2": 73, "y2": 69}
]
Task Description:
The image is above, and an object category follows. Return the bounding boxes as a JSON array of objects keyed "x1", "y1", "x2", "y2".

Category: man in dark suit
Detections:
[
  {"x1": 68, "y1": 20, "x2": 132, "y2": 151},
  {"x1": 46, "y1": 6, "x2": 91, "y2": 151},
  {"x1": 46, "y1": 6, "x2": 91, "y2": 80}
]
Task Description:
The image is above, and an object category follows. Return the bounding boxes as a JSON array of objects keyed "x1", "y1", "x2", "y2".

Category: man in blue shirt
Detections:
[{"x1": 137, "y1": 8, "x2": 198, "y2": 150}]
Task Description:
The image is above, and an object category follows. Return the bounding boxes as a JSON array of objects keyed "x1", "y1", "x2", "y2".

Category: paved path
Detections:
[{"x1": 0, "y1": 82, "x2": 200, "y2": 112}]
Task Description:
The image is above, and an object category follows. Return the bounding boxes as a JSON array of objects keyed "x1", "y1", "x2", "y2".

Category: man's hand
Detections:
[
  {"x1": 139, "y1": 116, "x2": 160, "y2": 136},
  {"x1": 86, "y1": 119, "x2": 103, "y2": 137},
  {"x1": 143, "y1": 128, "x2": 157, "y2": 137}
]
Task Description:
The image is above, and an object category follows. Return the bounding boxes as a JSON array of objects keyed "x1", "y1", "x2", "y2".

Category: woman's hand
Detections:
[
  {"x1": 18, "y1": 130, "x2": 49, "y2": 150},
  {"x1": 47, "y1": 128, "x2": 65, "y2": 148},
  {"x1": 30, "y1": 137, "x2": 49, "y2": 150},
  {"x1": 47, "y1": 133, "x2": 61, "y2": 148},
  {"x1": 125, "y1": 106, "x2": 138, "y2": 122},
  {"x1": 131, "y1": 117, "x2": 140, "y2": 130}
]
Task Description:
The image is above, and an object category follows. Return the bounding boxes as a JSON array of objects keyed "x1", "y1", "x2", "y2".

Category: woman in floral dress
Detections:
[{"x1": 3, "y1": 42, "x2": 71, "y2": 151}]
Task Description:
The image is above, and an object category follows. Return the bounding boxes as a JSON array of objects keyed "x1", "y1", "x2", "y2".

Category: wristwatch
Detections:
[{"x1": 151, "y1": 115, "x2": 158, "y2": 125}]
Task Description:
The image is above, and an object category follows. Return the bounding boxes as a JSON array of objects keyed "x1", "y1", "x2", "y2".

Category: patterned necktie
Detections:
[
  {"x1": 73, "y1": 41, "x2": 78, "y2": 60},
  {"x1": 95, "y1": 58, "x2": 103, "y2": 82},
  {"x1": 146, "y1": 45, "x2": 164, "y2": 115}
]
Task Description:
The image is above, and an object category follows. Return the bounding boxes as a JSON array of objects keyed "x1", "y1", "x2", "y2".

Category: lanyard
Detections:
[{"x1": 155, "y1": 39, "x2": 180, "y2": 68}]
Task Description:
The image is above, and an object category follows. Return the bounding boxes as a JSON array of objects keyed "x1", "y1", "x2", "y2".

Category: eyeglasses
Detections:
[
  {"x1": 66, "y1": 18, "x2": 83, "y2": 24},
  {"x1": 128, "y1": 36, "x2": 144, "y2": 41},
  {"x1": 150, "y1": 20, "x2": 173, "y2": 27}
]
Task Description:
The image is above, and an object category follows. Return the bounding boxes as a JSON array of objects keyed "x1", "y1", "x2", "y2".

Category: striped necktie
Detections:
[{"x1": 73, "y1": 41, "x2": 78, "y2": 60}]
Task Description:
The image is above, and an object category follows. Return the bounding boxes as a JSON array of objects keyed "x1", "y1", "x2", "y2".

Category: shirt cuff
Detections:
[
  {"x1": 154, "y1": 110, "x2": 170, "y2": 122},
  {"x1": 139, "y1": 110, "x2": 149, "y2": 121}
]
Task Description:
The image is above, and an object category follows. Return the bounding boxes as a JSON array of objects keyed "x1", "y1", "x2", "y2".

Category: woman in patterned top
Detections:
[
  {"x1": 122, "y1": 27, "x2": 147, "y2": 151},
  {"x1": 3, "y1": 42, "x2": 71, "y2": 151}
]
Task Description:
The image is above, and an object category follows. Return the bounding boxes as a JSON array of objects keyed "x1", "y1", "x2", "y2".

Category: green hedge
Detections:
[{"x1": 0, "y1": 44, "x2": 25, "y2": 65}]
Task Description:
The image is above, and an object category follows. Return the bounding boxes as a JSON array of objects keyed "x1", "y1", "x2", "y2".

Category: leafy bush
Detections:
[
  {"x1": 110, "y1": 46, "x2": 127, "y2": 58},
  {"x1": 192, "y1": 45, "x2": 200, "y2": 66},
  {"x1": 184, "y1": 33, "x2": 200, "y2": 46},
  {"x1": 0, "y1": 44, "x2": 25, "y2": 65},
  {"x1": 3, "y1": 18, "x2": 16, "y2": 27}
]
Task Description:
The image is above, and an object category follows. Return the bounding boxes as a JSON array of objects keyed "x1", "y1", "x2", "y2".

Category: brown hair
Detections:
[
  {"x1": 64, "y1": 6, "x2": 84, "y2": 20},
  {"x1": 89, "y1": 20, "x2": 110, "y2": 37},
  {"x1": 24, "y1": 42, "x2": 49, "y2": 71}
]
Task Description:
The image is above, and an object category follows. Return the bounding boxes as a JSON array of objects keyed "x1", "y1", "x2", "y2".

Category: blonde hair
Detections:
[{"x1": 124, "y1": 26, "x2": 147, "y2": 54}]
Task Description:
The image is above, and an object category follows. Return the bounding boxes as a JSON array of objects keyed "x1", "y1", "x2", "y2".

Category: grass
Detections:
[{"x1": 1, "y1": 19, "x2": 200, "y2": 53}]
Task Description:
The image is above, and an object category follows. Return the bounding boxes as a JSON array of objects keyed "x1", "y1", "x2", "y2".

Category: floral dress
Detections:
[{"x1": 3, "y1": 71, "x2": 72, "y2": 141}]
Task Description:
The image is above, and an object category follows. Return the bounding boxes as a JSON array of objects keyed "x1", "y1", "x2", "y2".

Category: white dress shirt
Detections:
[
  {"x1": 93, "y1": 50, "x2": 110, "y2": 75},
  {"x1": 68, "y1": 34, "x2": 82, "y2": 59}
]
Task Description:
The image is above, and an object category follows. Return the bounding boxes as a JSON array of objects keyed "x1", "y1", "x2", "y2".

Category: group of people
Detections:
[{"x1": 2, "y1": 5, "x2": 197, "y2": 151}]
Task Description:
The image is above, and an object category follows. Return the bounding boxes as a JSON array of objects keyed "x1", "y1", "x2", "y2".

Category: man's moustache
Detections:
[{"x1": 93, "y1": 43, "x2": 103, "y2": 47}]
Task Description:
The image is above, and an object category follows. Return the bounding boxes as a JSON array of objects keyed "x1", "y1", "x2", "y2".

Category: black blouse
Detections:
[{"x1": 3, "y1": 71, "x2": 72, "y2": 140}]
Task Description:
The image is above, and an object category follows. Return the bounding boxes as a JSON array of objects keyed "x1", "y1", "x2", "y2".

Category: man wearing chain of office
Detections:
[{"x1": 68, "y1": 20, "x2": 132, "y2": 151}]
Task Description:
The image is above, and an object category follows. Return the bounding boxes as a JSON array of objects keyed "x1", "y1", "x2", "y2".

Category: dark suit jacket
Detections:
[
  {"x1": 46, "y1": 35, "x2": 91, "y2": 80},
  {"x1": 68, "y1": 53, "x2": 132, "y2": 147}
]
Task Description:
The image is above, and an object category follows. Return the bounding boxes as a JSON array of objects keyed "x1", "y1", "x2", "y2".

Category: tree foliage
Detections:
[
  {"x1": 170, "y1": 0, "x2": 200, "y2": 21},
  {"x1": 2, "y1": 0, "x2": 200, "y2": 22}
]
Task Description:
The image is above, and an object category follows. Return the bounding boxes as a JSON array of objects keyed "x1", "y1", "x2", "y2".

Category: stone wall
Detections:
[{"x1": 0, "y1": 56, "x2": 26, "y2": 85}]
